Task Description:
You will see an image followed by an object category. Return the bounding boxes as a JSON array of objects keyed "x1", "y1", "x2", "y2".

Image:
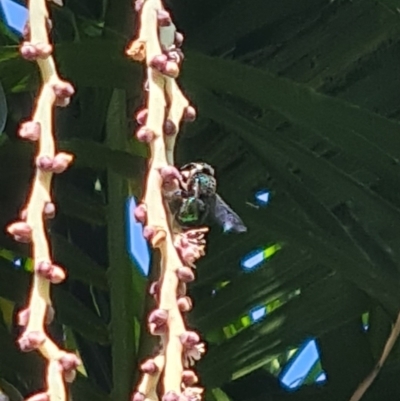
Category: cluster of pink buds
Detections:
[
  {"x1": 51, "y1": 81, "x2": 75, "y2": 107},
  {"x1": 20, "y1": 41, "x2": 52, "y2": 61},
  {"x1": 174, "y1": 233, "x2": 206, "y2": 268},
  {"x1": 35, "y1": 260, "x2": 66, "y2": 284},
  {"x1": 18, "y1": 330, "x2": 46, "y2": 352},
  {"x1": 36, "y1": 152, "x2": 73, "y2": 174},
  {"x1": 149, "y1": 54, "x2": 180, "y2": 78},
  {"x1": 58, "y1": 352, "x2": 81, "y2": 382},
  {"x1": 148, "y1": 309, "x2": 168, "y2": 335},
  {"x1": 7, "y1": 221, "x2": 32, "y2": 243},
  {"x1": 18, "y1": 121, "x2": 41, "y2": 141}
]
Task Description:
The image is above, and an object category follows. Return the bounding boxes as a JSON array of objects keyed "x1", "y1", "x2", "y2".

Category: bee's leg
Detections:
[{"x1": 192, "y1": 177, "x2": 201, "y2": 198}]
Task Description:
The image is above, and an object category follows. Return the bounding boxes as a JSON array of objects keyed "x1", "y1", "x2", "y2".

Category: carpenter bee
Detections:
[{"x1": 169, "y1": 162, "x2": 247, "y2": 233}]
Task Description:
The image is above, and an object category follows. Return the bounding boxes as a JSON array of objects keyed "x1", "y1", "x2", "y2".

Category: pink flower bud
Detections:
[
  {"x1": 35, "y1": 261, "x2": 66, "y2": 284},
  {"x1": 7, "y1": 221, "x2": 32, "y2": 242},
  {"x1": 163, "y1": 61, "x2": 179, "y2": 78},
  {"x1": 179, "y1": 247, "x2": 197, "y2": 265},
  {"x1": 182, "y1": 370, "x2": 198, "y2": 386},
  {"x1": 176, "y1": 267, "x2": 195, "y2": 283},
  {"x1": 160, "y1": 165, "x2": 181, "y2": 192},
  {"x1": 58, "y1": 353, "x2": 80, "y2": 371},
  {"x1": 159, "y1": 165, "x2": 181, "y2": 182},
  {"x1": 179, "y1": 331, "x2": 200, "y2": 349},
  {"x1": 19, "y1": 208, "x2": 27, "y2": 221},
  {"x1": 52, "y1": 81, "x2": 75, "y2": 107},
  {"x1": 18, "y1": 331, "x2": 46, "y2": 352},
  {"x1": 35, "y1": 260, "x2": 52, "y2": 279},
  {"x1": 178, "y1": 282, "x2": 187, "y2": 297},
  {"x1": 143, "y1": 226, "x2": 156, "y2": 241},
  {"x1": 149, "y1": 54, "x2": 168, "y2": 71},
  {"x1": 52, "y1": 152, "x2": 73, "y2": 174},
  {"x1": 134, "y1": 0, "x2": 144, "y2": 12},
  {"x1": 35, "y1": 42, "x2": 53, "y2": 59},
  {"x1": 167, "y1": 49, "x2": 184, "y2": 64},
  {"x1": 134, "y1": 204, "x2": 147, "y2": 224},
  {"x1": 17, "y1": 308, "x2": 30, "y2": 326},
  {"x1": 64, "y1": 370, "x2": 76, "y2": 383},
  {"x1": 43, "y1": 202, "x2": 56, "y2": 219},
  {"x1": 135, "y1": 108, "x2": 148, "y2": 125},
  {"x1": 18, "y1": 121, "x2": 41, "y2": 141},
  {"x1": 162, "y1": 391, "x2": 180, "y2": 401},
  {"x1": 148, "y1": 309, "x2": 168, "y2": 326},
  {"x1": 177, "y1": 296, "x2": 192, "y2": 312},
  {"x1": 163, "y1": 119, "x2": 177, "y2": 136},
  {"x1": 26, "y1": 393, "x2": 50, "y2": 401},
  {"x1": 157, "y1": 10, "x2": 172, "y2": 26},
  {"x1": 36, "y1": 156, "x2": 54, "y2": 171},
  {"x1": 132, "y1": 392, "x2": 145, "y2": 401},
  {"x1": 183, "y1": 106, "x2": 197, "y2": 122},
  {"x1": 140, "y1": 359, "x2": 158, "y2": 374},
  {"x1": 148, "y1": 309, "x2": 168, "y2": 335},
  {"x1": 149, "y1": 281, "x2": 160, "y2": 296},
  {"x1": 22, "y1": 22, "x2": 30, "y2": 40},
  {"x1": 19, "y1": 42, "x2": 38, "y2": 61},
  {"x1": 136, "y1": 127, "x2": 154, "y2": 143},
  {"x1": 174, "y1": 32, "x2": 184, "y2": 47},
  {"x1": 49, "y1": 265, "x2": 66, "y2": 284},
  {"x1": 55, "y1": 97, "x2": 71, "y2": 107}
]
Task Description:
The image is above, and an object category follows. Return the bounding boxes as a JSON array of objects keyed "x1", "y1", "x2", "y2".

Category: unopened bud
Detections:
[
  {"x1": 18, "y1": 121, "x2": 41, "y2": 141},
  {"x1": 136, "y1": 127, "x2": 155, "y2": 143},
  {"x1": 183, "y1": 106, "x2": 197, "y2": 122},
  {"x1": 135, "y1": 108, "x2": 148, "y2": 125},
  {"x1": 163, "y1": 119, "x2": 177, "y2": 136},
  {"x1": 176, "y1": 266, "x2": 195, "y2": 283}
]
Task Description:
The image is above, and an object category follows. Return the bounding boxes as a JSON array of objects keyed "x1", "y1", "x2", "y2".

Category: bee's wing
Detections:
[{"x1": 212, "y1": 194, "x2": 247, "y2": 233}]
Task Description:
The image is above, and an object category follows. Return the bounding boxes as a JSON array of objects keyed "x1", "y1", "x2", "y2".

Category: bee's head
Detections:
[{"x1": 180, "y1": 162, "x2": 215, "y2": 177}]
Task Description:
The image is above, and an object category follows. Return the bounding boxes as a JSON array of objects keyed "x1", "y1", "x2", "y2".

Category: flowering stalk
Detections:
[
  {"x1": 7, "y1": 1, "x2": 79, "y2": 400},
  {"x1": 127, "y1": 1, "x2": 206, "y2": 401}
]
